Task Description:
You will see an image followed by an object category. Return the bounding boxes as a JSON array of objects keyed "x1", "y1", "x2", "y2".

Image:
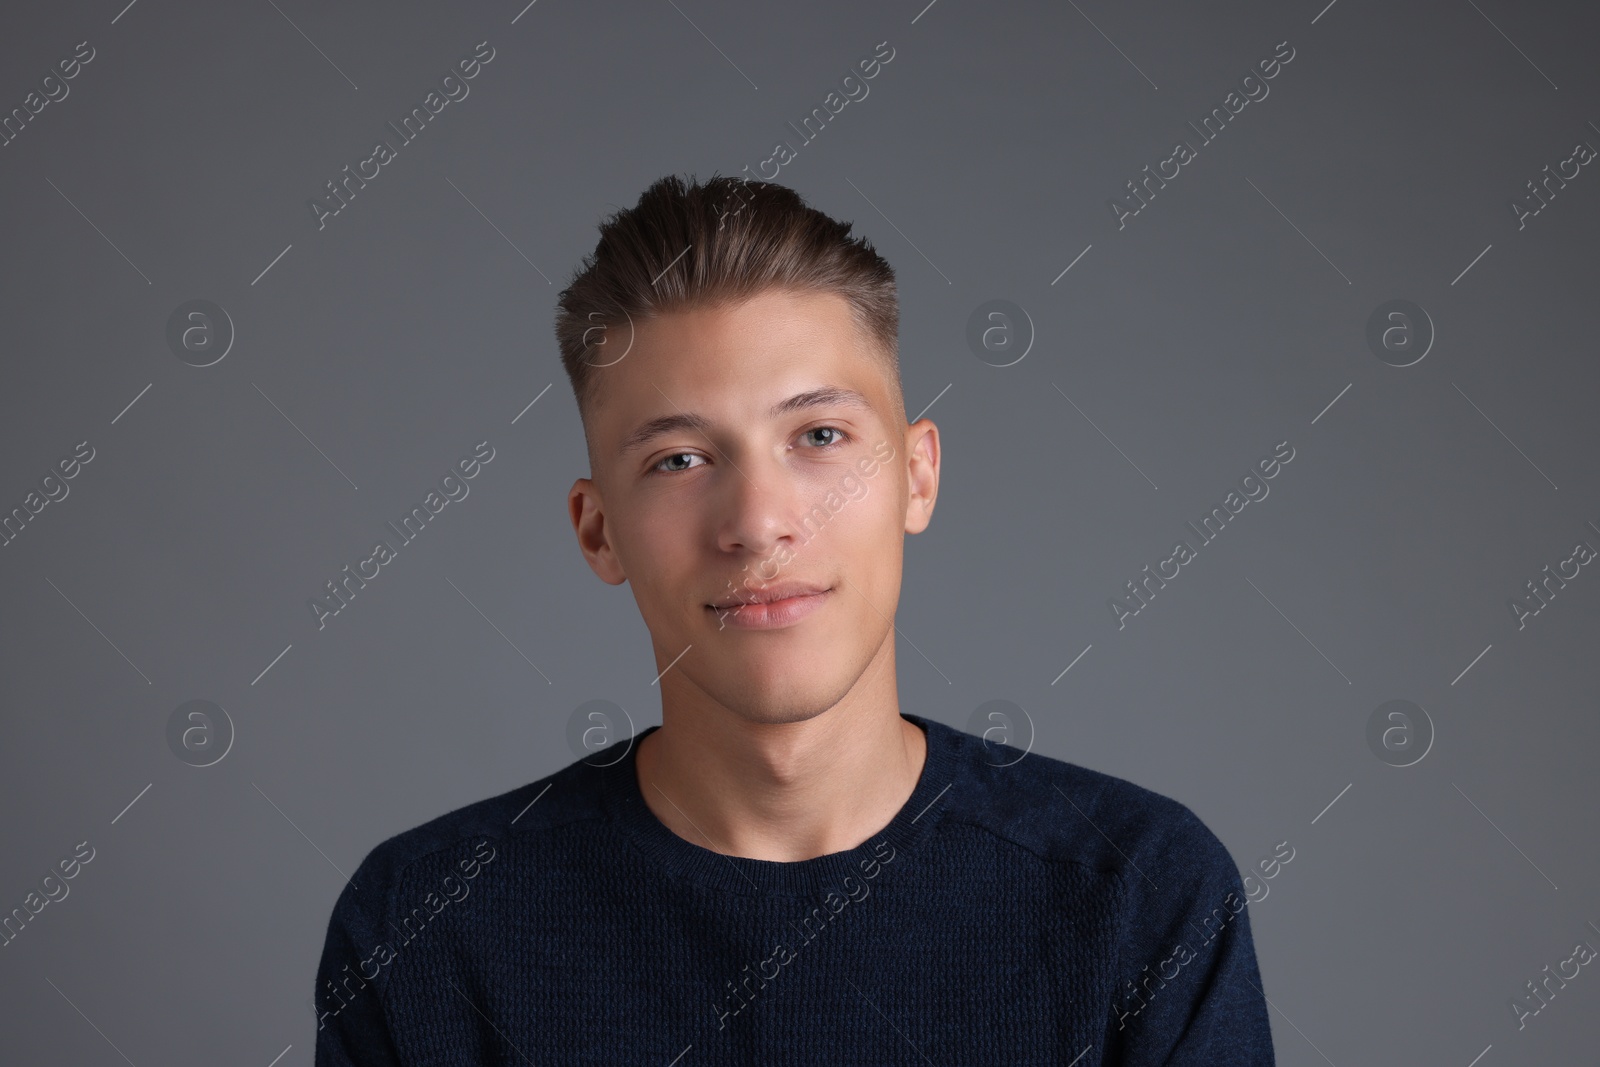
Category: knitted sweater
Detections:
[{"x1": 312, "y1": 713, "x2": 1276, "y2": 1064}]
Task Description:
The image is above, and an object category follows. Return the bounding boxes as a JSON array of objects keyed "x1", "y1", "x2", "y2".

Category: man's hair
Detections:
[{"x1": 554, "y1": 173, "x2": 903, "y2": 460}]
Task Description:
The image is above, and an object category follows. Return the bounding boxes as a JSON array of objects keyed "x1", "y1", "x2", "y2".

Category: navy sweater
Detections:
[{"x1": 313, "y1": 713, "x2": 1276, "y2": 1064}]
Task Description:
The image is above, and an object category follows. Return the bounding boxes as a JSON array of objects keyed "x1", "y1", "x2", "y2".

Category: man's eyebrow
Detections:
[{"x1": 617, "y1": 386, "x2": 874, "y2": 458}]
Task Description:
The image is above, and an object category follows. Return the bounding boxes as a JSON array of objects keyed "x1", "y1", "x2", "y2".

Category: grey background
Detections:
[{"x1": 2, "y1": 0, "x2": 1597, "y2": 1063}]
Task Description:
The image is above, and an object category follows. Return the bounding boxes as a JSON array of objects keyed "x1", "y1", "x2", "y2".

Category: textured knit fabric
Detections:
[{"x1": 312, "y1": 713, "x2": 1276, "y2": 1065}]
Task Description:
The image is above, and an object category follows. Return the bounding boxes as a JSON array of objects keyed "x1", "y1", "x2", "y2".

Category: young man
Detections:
[{"x1": 312, "y1": 174, "x2": 1276, "y2": 1064}]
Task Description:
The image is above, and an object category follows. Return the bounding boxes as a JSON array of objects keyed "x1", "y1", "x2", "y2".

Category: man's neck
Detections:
[{"x1": 635, "y1": 665, "x2": 928, "y2": 863}]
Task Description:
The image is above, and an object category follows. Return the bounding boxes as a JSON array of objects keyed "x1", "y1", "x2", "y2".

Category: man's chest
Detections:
[{"x1": 382, "y1": 861, "x2": 1123, "y2": 1065}]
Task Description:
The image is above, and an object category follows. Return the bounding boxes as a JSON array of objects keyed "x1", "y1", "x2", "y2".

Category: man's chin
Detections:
[
  {"x1": 721, "y1": 700, "x2": 835, "y2": 728},
  {"x1": 704, "y1": 662, "x2": 844, "y2": 721}
]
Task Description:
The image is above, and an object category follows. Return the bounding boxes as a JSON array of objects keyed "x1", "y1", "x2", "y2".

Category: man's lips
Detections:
[
  {"x1": 706, "y1": 583, "x2": 832, "y2": 610},
  {"x1": 706, "y1": 586, "x2": 832, "y2": 630}
]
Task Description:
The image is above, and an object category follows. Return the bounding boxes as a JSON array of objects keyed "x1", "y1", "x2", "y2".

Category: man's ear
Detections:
[
  {"x1": 903, "y1": 419, "x2": 940, "y2": 535},
  {"x1": 569, "y1": 477, "x2": 627, "y2": 585}
]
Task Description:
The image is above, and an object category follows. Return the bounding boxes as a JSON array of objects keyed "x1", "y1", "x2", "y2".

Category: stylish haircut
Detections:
[{"x1": 554, "y1": 173, "x2": 904, "y2": 462}]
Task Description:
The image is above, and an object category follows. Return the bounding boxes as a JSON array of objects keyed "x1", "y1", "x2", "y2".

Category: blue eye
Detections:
[
  {"x1": 648, "y1": 426, "x2": 850, "y2": 476},
  {"x1": 651, "y1": 452, "x2": 707, "y2": 474},
  {"x1": 804, "y1": 426, "x2": 850, "y2": 448}
]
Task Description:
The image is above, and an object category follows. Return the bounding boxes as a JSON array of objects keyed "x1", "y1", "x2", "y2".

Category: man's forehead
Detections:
[{"x1": 590, "y1": 296, "x2": 890, "y2": 453}]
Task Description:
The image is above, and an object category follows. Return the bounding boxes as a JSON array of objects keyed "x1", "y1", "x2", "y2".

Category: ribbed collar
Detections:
[{"x1": 601, "y1": 712, "x2": 957, "y2": 897}]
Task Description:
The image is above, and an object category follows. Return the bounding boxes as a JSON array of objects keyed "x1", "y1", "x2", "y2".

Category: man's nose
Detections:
[{"x1": 714, "y1": 458, "x2": 800, "y2": 555}]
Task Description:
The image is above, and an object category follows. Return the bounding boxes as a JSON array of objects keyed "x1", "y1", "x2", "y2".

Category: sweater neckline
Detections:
[{"x1": 601, "y1": 712, "x2": 956, "y2": 897}]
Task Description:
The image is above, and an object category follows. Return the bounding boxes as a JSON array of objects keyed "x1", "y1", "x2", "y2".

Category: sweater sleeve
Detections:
[
  {"x1": 313, "y1": 852, "x2": 407, "y2": 1067},
  {"x1": 1100, "y1": 806, "x2": 1276, "y2": 1066}
]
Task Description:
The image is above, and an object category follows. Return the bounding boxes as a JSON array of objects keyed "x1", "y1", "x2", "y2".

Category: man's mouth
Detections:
[
  {"x1": 707, "y1": 581, "x2": 833, "y2": 612},
  {"x1": 706, "y1": 582, "x2": 834, "y2": 631}
]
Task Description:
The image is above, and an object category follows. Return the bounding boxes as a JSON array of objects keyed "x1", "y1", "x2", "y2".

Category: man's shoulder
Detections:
[
  {"x1": 346, "y1": 745, "x2": 610, "y2": 898},
  {"x1": 929, "y1": 716, "x2": 1239, "y2": 885}
]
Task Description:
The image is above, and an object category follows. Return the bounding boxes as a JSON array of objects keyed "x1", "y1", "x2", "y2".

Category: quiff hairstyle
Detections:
[{"x1": 554, "y1": 174, "x2": 904, "y2": 463}]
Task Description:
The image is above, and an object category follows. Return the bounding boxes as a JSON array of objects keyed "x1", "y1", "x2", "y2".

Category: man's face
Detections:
[{"x1": 568, "y1": 287, "x2": 938, "y2": 727}]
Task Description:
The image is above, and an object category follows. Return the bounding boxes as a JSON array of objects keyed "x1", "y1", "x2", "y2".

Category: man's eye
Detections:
[
  {"x1": 652, "y1": 452, "x2": 706, "y2": 474},
  {"x1": 651, "y1": 428, "x2": 847, "y2": 475},
  {"x1": 803, "y1": 426, "x2": 850, "y2": 448}
]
